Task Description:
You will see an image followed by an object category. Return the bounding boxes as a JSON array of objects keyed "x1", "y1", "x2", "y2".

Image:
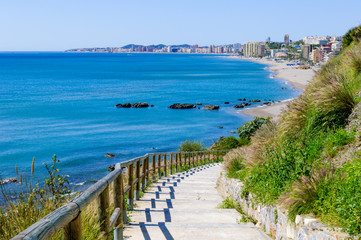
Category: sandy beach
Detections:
[{"x1": 230, "y1": 57, "x2": 318, "y2": 119}]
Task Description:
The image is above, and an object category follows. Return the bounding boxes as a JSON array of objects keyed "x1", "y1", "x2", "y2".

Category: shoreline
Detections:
[{"x1": 228, "y1": 56, "x2": 318, "y2": 120}]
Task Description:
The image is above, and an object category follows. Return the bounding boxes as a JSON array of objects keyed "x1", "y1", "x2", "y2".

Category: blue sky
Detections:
[{"x1": 0, "y1": 0, "x2": 360, "y2": 51}]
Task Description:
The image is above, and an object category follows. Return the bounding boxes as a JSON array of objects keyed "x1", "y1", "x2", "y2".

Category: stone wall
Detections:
[{"x1": 217, "y1": 172, "x2": 350, "y2": 240}]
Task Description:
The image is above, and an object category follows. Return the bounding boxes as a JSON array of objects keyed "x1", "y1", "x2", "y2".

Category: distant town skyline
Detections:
[{"x1": 0, "y1": 0, "x2": 360, "y2": 51}]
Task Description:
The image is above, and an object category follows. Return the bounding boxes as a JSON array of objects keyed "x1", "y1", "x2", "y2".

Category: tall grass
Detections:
[{"x1": 223, "y1": 41, "x2": 361, "y2": 236}]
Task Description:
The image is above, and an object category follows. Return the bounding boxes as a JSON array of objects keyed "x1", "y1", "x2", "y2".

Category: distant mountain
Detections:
[{"x1": 121, "y1": 44, "x2": 194, "y2": 49}]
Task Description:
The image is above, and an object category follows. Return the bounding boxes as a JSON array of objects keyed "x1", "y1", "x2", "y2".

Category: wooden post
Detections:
[
  {"x1": 136, "y1": 160, "x2": 141, "y2": 200},
  {"x1": 146, "y1": 156, "x2": 150, "y2": 185},
  {"x1": 157, "y1": 154, "x2": 161, "y2": 178},
  {"x1": 128, "y1": 164, "x2": 134, "y2": 210},
  {"x1": 170, "y1": 154, "x2": 173, "y2": 174},
  {"x1": 152, "y1": 155, "x2": 156, "y2": 180},
  {"x1": 98, "y1": 186, "x2": 110, "y2": 239},
  {"x1": 63, "y1": 213, "x2": 82, "y2": 240},
  {"x1": 120, "y1": 170, "x2": 127, "y2": 224},
  {"x1": 113, "y1": 173, "x2": 123, "y2": 240},
  {"x1": 164, "y1": 154, "x2": 167, "y2": 177},
  {"x1": 175, "y1": 153, "x2": 178, "y2": 172},
  {"x1": 142, "y1": 157, "x2": 147, "y2": 192}
]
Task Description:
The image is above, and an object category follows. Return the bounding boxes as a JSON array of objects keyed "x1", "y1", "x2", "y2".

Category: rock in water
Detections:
[
  {"x1": 196, "y1": 102, "x2": 202, "y2": 105},
  {"x1": 234, "y1": 104, "x2": 244, "y2": 109},
  {"x1": 122, "y1": 103, "x2": 131, "y2": 108},
  {"x1": 105, "y1": 152, "x2": 115, "y2": 158},
  {"x1": 203, "y1": 105, "x2": 220, "y2": 110},
  {"x1": 131, "y1": 102, "x2": 149, "y2": 108},
  {"x1": 115, "y1": 103, "x2": 122, "y2": 108},
  {"x1": 224, "y1": 102, "x2": 230, "y2": 104},
  {"x1": 169, "y1": 103, "x2": 196, "y2": 109},
  {"x1": 108, "y1": 165, "x2": 115, "y2": 172}
]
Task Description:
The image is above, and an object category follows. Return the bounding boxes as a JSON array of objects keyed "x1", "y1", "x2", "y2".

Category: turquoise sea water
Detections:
[{"x1": 0, "y1": 53, "x2": 299, "y2": 189}]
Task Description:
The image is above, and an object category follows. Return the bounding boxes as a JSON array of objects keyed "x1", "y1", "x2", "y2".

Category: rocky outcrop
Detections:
[
  {"x1": 122, "y1": 103, "x2": 131, "y2": 108},
  {"x1": 169, "y1": 103, "x2": 196, "y2": 109},
  {"x1": 131, "y1": 102, "x2": 149, "y2": 108},
  {"x1": 105, "y1": 152, "x2": 115, "y2": 158},
  {"x1": 115, "y1": 103, "x2": 122, "y2": 108},
  {"x1": 203, "y1": 105, "x2": 220, "y2": 110},
  {"x1": 196, "y1": 102, "x2": 203, "y2": 105},
  {"x1": 108, "y1": 165, "x2": 115, "y2": 172},
  {"x1": 224, "y1": 102, "x2": 230, "y2": 104},
  {"x1": 262, "y1": 102, "x2": 272, "y2": 106},
  {"x1": 238, "y1": 98, "x2": 246, "y2": 101},
  {"x1": 234, "y1": 103, "x2": 251, "y2": 108},
  {"x1": 0, "y1": 178, "x2": 17, "y2": 185}
]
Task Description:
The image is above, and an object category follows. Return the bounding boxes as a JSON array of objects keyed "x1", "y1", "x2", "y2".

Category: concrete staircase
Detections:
[{"x1": 123, "y1": 163, "x2": 270, "y2": 240}]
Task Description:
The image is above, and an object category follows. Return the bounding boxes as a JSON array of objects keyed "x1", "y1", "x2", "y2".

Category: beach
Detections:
[{"x1": 230, "y1": 57, "x2": 318, "y2": 119}]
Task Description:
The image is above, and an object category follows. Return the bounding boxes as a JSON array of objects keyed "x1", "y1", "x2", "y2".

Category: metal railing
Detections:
[{"x1": 12, "y1": 150, "x2": 229, "y2": 240}]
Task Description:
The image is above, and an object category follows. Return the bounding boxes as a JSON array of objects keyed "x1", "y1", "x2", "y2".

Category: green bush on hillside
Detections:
[
  {"x1": 237, "y1": 117, "x2": 270, "y2": 140},
  {"x1": 178, "y1": 140, "x2": 205, "y2": 152},
  {"x1": 342, "y1": 25, "x2": 361, "y2": 49}
]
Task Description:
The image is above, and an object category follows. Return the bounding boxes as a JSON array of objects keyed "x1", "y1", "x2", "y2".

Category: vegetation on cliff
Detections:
[{"x1": 224, "y1": 29, "x2": 361, "y2": 236}]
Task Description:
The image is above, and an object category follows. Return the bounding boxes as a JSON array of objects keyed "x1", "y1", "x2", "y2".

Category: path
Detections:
[{"x1": 123, "y1": 163, "x2": 270, "y2": 240}]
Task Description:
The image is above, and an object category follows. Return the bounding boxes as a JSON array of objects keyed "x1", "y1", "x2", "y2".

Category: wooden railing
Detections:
[{"x1": 12, "y1": 150, "x2": 229, "y2": 240}]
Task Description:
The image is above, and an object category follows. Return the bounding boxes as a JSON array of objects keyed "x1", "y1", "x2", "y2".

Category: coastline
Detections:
[{"x1": 229, "y1": 56, "x2": 318, "y2": 119}]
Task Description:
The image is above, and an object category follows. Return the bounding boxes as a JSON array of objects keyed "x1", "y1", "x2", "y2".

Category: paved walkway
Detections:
[{"x1": 123, "y1": 163, "x2": 270, "y2": 240}]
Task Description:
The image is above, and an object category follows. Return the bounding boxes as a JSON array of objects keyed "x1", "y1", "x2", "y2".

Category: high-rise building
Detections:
[
  {"x1": 301, "y1": 45, "x2": 311, "y2": 59},
  {"x1": 266, "y1": 37, "x2": 271, "y2": 43},
  {"x1": 243, "y1": 42, "x2": 264, "y2": 57},
  {"x1": 284, "y1": 34, "x2": 290, "y2": 45}
]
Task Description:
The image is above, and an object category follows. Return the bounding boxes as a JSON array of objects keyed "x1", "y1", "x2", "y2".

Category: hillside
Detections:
[{"x1": 224, "y1": 31, "x2": 361, "y2": 236}]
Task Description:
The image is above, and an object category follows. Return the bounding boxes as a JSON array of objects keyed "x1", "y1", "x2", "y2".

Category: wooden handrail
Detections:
[{"x1": 11, "y1": 149, "x2": 229, "y2": 240}]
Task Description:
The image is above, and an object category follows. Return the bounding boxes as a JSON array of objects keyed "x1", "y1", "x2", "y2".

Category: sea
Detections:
[{"x1": 0, "y1": 52, "x2": 300, "y2": 192}]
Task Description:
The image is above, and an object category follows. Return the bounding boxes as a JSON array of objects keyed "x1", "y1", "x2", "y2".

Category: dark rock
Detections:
[
  {"x1": 262, "y1": 102, "x2": 272, "y2": 106},
  {"x1": 105, "y1": 152, "x2": 115, "y2": 158},
  {"x1": 196, "y1": 102, "x2": 202, "y2": 105},
  {"x1": 224, "y1": 102, "x2": 230, "y2": 104},
  {"x1": 108, "y1": 165, "x2": 115, "y2": 172},
  {"x1": 169, "y1": 103, "x2": 196, "y2": 109},
  {"x1": 203, "y1": 105, "x2": 220, "y2": 110},
  {"x1": 248, "y1": 100, "x2": 251, "y2": 102},
  {"x1": 234, "y1": 104, "x2": 244, "y2": 109},
  {"x1": 282, "y1": 87, "x2": 287, "y2": 89},
  {"x1": 115, "y1": 103, "x2": 122, "y2": 108},
  {"x1": 252, "y1": 99, "x2": 261, "y2": 102},
  {"x1": 237, "y1": 98, "x2": 246, "y2": 101},
  {"x1": 0, "y1": 178, "x2": 17, "y2": 185},
  {"x1": 243, "y1": 98, "x2": 246, "y2": 101},
  {"x1": 131, "y1": 102, "x2": 149, "y2": 108},
  {"x1": 122, "y1": 103, "x2": 131, "y2": 108},
  {"x1": 218, "y1": 126, "x2": 223, "y2": 129},
  {"x1": 197, "y1": 107, "x2": 200, "y2": 109},
  {"x1": 150, "y1": 105, "x2": 154, "y2": 107}
]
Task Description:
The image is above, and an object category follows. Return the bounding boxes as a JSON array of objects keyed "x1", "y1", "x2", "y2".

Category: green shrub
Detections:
[
  {"x1": 342, "y1": 25, "x2": 361, "y2": 49},
  {"x1": 280, "y1": 167, "x2": 334, "y2": 222},
  {"x1": 213, "y1": 136, "x2": 247, "y2": 150},
  {"x1": 237, "y1": 117, "x2": 270, "y2": 139},
  {"x1": 320, "y1": 159, "x2": 361, "y2": 236},
  {"x1": 227, "y1": 157, "x2": 245, "y2": 179},
  {"x1": 179, "y1": 140, "x2": 205, "y2": 152}
]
